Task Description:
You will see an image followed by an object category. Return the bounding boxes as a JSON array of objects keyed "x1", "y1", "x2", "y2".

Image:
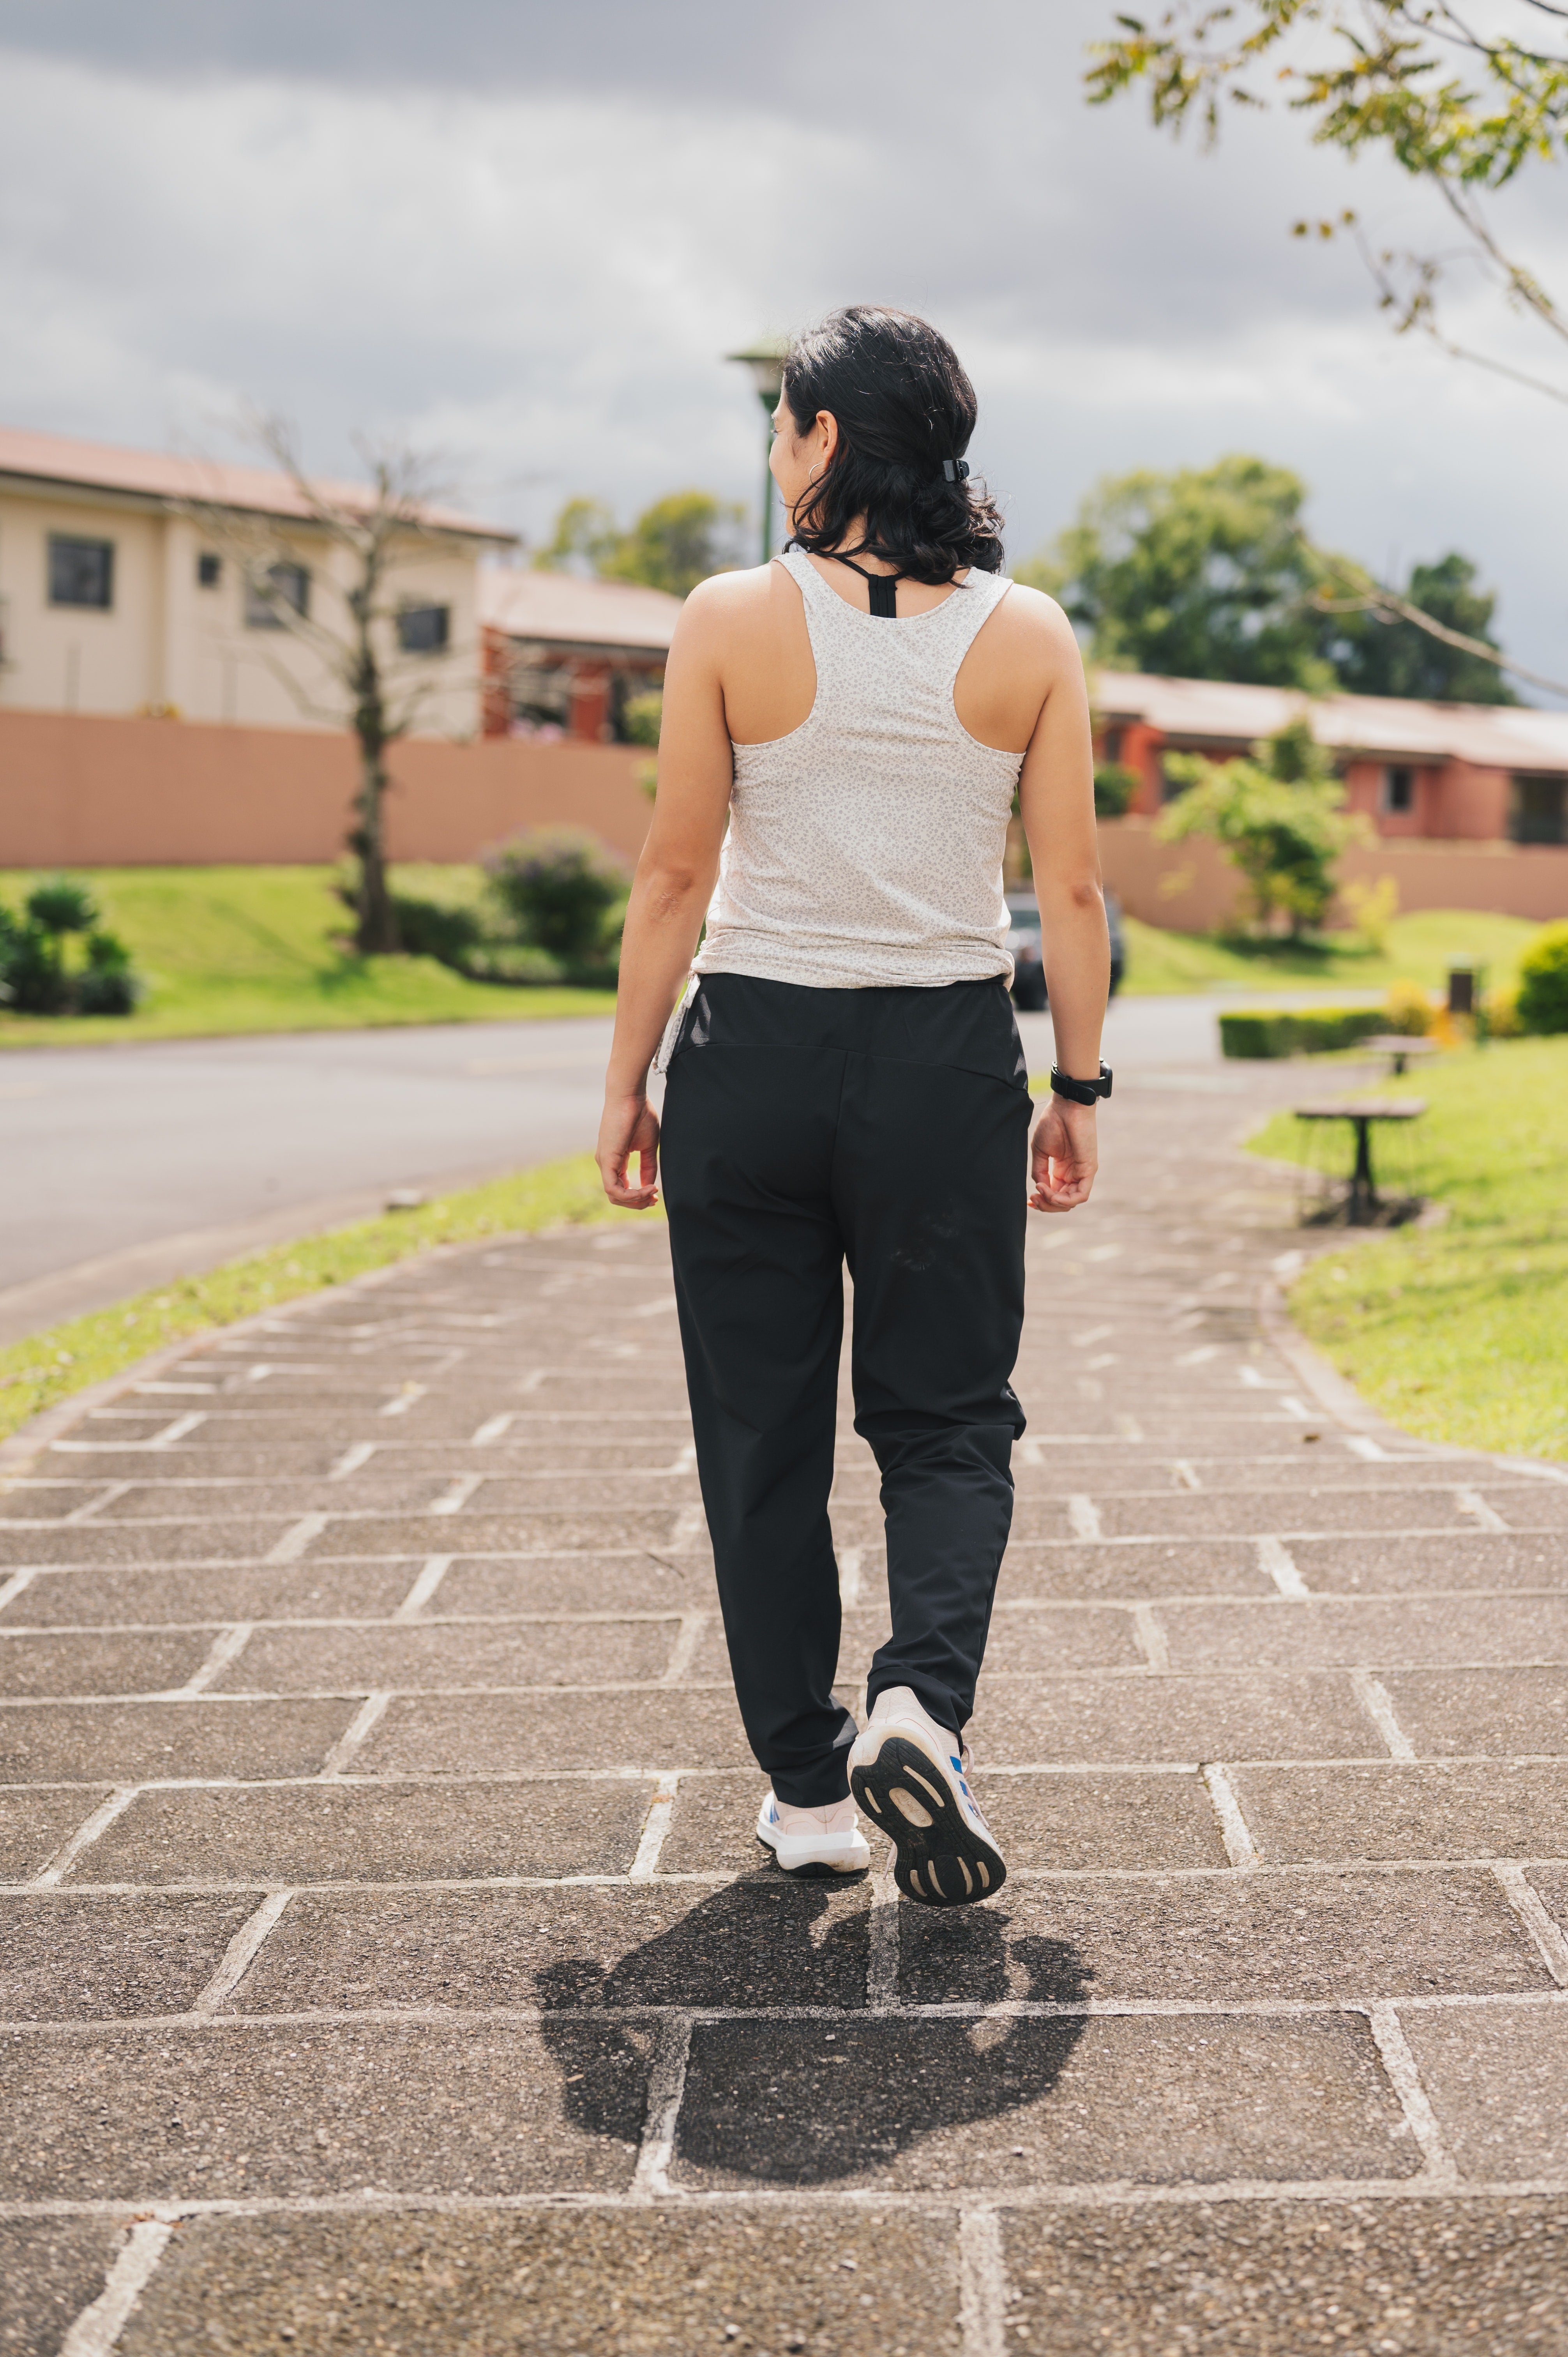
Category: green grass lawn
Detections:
[
  {"x1": 0, "y1": 863, "x2": 1550, "y2": 1045},
  {"x1": 0, "y1": 865, "x2": 616, "y2": 1045},
  {"x1": 1247, "y1": 1035, "x2": 1568, "y2": 1459},
  {"x1": 1119, "y1": 908, "x2": 1542, "y2": 998},
  {"x1": 0, "y1": 1153, "x2": 649, "y2": 1448}
]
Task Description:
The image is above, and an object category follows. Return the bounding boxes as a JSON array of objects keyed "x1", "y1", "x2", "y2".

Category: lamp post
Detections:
[{"x1": 727, "y1": 340, "x2": 788, "y2": 564}]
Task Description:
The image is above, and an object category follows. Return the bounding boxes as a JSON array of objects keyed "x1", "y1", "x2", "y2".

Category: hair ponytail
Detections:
[{"x1": 782, "y1": 306, "x2": 1005, "y2": 583}]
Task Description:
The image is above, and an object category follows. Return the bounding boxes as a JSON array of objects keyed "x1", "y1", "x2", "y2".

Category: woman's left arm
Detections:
[{"x1": 596, "y1": 581, "x2": 738, "y2": 1209}]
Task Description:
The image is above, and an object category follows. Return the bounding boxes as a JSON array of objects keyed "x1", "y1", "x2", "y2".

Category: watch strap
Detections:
[{"x1": 1049, "y1": 1062, "x2": 1112, "y2": 1106}]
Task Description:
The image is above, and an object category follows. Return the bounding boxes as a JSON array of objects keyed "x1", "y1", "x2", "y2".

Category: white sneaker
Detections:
[
  {"x1": 848, "y1": 1685, "x2": 1006, "y2": 1908},
  {"x1": 755, "y1": 1790, "x2": 872, "y2": 1878}
]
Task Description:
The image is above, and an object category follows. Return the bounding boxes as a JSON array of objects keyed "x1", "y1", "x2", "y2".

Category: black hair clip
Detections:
[{"x1": 941, "y1": 459, "x2": 970, "y2": 482}]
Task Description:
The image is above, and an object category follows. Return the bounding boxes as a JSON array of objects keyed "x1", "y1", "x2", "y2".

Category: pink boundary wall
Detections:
[
  {"x1": 1097, "y1": 818, "x2": 1568, "y2": 930},
  {"x1": 0, "y1": 710, "x2": 654, "y2": 871},
  {"x1": 3, "y1": 711, "x2": 1564, "y2": 925}
]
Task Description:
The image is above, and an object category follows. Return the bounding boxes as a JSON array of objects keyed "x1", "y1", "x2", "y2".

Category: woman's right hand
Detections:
[
  {"x1": 597, "y1": 1090, "x2": 661, "y2": 1209},
  {"x1": 1029, "y1": 1097, "x2": 1097, "y2": 1214}
]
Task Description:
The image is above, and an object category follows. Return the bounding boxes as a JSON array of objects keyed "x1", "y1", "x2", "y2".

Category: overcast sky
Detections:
[{"x1": 1, "y1": 0, "x2": 1562, "y2": 683}]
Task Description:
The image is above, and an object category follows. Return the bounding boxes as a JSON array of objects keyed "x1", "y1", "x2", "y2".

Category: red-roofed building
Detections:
[
  {"x1": 478, "y1": 568, "x2": 681, "y2": 743},
  {"x1": 0, "y1": 424, "x2": 515, "y2": 735}
]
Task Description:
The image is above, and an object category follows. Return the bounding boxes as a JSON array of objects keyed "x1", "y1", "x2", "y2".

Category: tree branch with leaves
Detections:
[{"x1": 1088, "y1": 3, "x2": 1568, "y2": 399}]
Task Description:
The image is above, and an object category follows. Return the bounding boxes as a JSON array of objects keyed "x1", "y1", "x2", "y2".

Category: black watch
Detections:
[{"x1": 1049, "y1": 1062, "x2": 1112, "y2": 1106}]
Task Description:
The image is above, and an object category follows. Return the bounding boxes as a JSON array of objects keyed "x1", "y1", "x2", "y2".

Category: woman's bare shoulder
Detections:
[
  {"x1": 999, "y1": 580, "x2": 1081, "y2": 655},
  {"x1": 675, "y1": 562, "x2": 798, "y2": 657}
]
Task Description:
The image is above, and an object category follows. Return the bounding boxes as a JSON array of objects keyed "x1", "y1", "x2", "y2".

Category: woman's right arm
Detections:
[{"x1": 595, "y1": 582, "x2": 738, "y2": 1209}]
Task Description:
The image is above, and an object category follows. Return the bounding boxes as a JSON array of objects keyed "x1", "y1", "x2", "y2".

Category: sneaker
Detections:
[
  {"x1": 755, "y1": 1790, "x2": 872, "y2": 1878},
  {"x1": 848, "y1": 1686, "x2": 1006, "y2": 1907}
]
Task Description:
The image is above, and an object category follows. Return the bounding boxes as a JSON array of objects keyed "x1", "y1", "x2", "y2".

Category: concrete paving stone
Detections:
[
  {"x1": 1227, "y1": 1761, "x2": 1568, "y2": 1863},
  {"x1": 435, "y1": 1550, "x2": 707, "y2": 1616},
  {"x1": 78, "y1": 1776, "x2": 653, "y2": 1884},
  {"x1": 0, "y1": 1519, "x2": 309, "y2": 1568},
  {"x1": 94, "y1": 1475, "x2": 470, "y2": 1519},
  {"x1": 1157, "y1": 1595, "x2": 1568, "y2": 1673},
  {"x1": 1471, "y1": 1484, "x2": 1568, "y2": 1529},
  {"x1": 362, "y1": 1689, "x2": 754, "y2": 1776},
  {"x1": 672, "y1": 2011, "x2": 1412, "y2": 2189},
  {"x1": 237, "y1": 1878, "x2": 870, "y2": 2014},
  {"x1": 121, "y1": 2202, "x2": 958, "y2": 2357},
  {"x1": 1404, "y1": 2002, "x2": 1568, "y2": 2177},
  {"x1": 0, "y1": 2016, "x2": 649, "y2": 2199},
  {"x1": 994, "y1": 1541, "x2": 1275, "y2": 1601},
  {"x1": 0, "y1": 1892, "x2": 257, "y2": 2017},
  {"x1": 0, "y1": 1483, "x2": 116, "y2": 1521},
  {"x1": 1090, "y1": 1489, "x2": 1480, "y2": 1539},
  {"x1": 0, "y1": 2217, "x2": 129, "y2": 2357},
  {"x1": 1381, "y1": 1668, "x2": 1568, "y2": 1755},
  {"x1": 448, "y1": 1433, "x2": 700, "y2": 1469},
  {"x1": 1524, "y1": 1863, "x2": 1568, "y2": 1938},
  {"x1": 897, "y1": 1867, "x2": 1549, "y2": 2005},
  {"x1": 972, "y1": 1771, "x2": 1231, "y2": 1871},
  {"x1": 656, "y1": 1770, "x2": 775, "y2": 1874},
  {"x1": 211, "y1": 1617, "x2": 679, "y2": 1694},
  {"x1": 0, "y1": 1699, "x2": 355, "y2": 1785},
  {"x1": 968, "y1": 1608, "x2": 1145, "y2": 1675},
  {"x1": 445, "y1": 1474, "x2": 705, "y2": 1514},
  {"x1": 0, "y1": 1629, "x2": 214, "y2": 1696},
  {"x1": 1001, "y1": 2195, "x2": 1568, "y2": 2357},
  {"x1": 300, "y1": 1508, "x2": 696, "y2": 1558},
  {"x1": 0, "y1": 1786, "x2": 111, "y2": 1883},
  {"x1": 0, "y1": 1561, "x2": 422, "y2": 1627},
  {"x1": 1288, "y1": 1533, "x2": 1568, "y2": 1592},
  {"x1": 969, "y1": 1671, "x2": 1374, "y2": 1764}
]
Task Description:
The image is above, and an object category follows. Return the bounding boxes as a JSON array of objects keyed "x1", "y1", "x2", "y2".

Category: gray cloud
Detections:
[{"x1": 0, "y1": 1, "x2": 1561, "y2": 677}]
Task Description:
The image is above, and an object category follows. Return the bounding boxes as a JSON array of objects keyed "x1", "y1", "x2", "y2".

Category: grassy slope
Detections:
[
  {"x1": 1119, "y1": 909, "x2": 1541, "y2": 998},
  {"x1": 0, "y1": 1154, "x2": 650, "y2": 1448},
  {"x1": 0, "y1": 865, "x2": 615, "y2": 1044},
  {"x1": 1247, "y1": 1037, "x2": 1568, "y2": 1459}
]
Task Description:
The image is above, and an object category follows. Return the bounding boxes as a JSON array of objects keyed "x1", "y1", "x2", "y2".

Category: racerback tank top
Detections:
[{"x1": 692, "y1": 546, "x2": 1023, "y2": 992}]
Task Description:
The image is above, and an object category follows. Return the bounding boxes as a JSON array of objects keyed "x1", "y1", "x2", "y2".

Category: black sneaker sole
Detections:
[{"x1": 850, "y1": 1733, "x2": 1006, "y2": 1908}]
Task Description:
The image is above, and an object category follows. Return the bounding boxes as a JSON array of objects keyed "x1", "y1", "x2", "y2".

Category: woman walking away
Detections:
[{"x1": 596, "y1": 306, "x2": 1109, "y2": 1908}]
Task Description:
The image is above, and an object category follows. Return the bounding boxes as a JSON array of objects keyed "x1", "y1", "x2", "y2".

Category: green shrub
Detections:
[
  {"x1": 1383, "y1": 979, "x2": 1434, "y2": 1036},
  {"x1": 74, "y1": 930, "x2": 141, "y2": 1014},
  {"x1": 0, "y1": 875, "x2": 140, "y2": 1016},
  {"x1": 390, "y1": 894, "x2": 486, "y2": 971},
  {"x1": 1517, "y1": 921, "x2": 1568, "y2": 1035},
  {"x1": 26, "y1": 876, "x2": 100, "y2": 935},
  {"x1": 1093, "y1": 762, "x2": 1140, "y2": 818},
  {"x1": 1219, "y1": 1005, "x2": 1388, "y2": 1058},
  {"x1": 621, "y1": 690, "x2": 663, "y2": 749},
  {"x1": 484, "y1": 826, "x2": 629, "y2": 964}
]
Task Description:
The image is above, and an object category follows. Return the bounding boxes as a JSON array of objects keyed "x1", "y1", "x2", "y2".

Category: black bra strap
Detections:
[{"x1": 825, "y1": 549, "x2": 900, "y2": 618}]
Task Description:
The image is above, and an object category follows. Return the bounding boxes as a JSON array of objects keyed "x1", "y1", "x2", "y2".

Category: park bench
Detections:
[
  {"x1": 1356, "y1": 1033, "x2": 1439, "y2": 1078},
  {"x1": 1292, "y1": 1097, "x2": 1425, "y2": 1223}
]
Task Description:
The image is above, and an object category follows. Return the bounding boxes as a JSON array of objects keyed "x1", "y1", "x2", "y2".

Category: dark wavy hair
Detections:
[{"x1": 782, "y1": 306, "x2": 1005, "y2": 583}]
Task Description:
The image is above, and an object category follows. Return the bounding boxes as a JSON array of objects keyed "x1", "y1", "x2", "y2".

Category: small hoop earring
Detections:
[{"x1": 808, "y1": 467, "x2": 819, "y2": 484}]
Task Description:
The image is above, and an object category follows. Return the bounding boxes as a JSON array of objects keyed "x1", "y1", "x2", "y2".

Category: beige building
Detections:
[{"x1": 0, "y1": 425, "x2": 515, "y2": 737}]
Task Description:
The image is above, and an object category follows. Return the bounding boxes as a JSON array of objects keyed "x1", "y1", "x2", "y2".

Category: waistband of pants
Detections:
[{"x1": 672, "y1": 970, "x2": 1029, "y2": 1089}]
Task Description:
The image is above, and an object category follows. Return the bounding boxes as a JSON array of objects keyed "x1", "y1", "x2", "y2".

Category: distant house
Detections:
[
  {"x1": 0, "y1": 424, "x2": 515, "y2": 737},
  {"x1": 479, "y1": 568, "x2": 682, "y2": 744},
  {"x1": 1096, "y1": 671, "x2": 1568, "y2": 848}
]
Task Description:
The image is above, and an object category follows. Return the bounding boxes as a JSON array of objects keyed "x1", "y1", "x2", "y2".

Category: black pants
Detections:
[{"x1": 661, "y1": 972, "x2": 1030, "y2": 1807}]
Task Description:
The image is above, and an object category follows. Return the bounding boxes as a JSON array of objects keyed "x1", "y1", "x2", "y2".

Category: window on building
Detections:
[
  {"x1": 397, "y1": 603, "x2": 450, "y2": 654},
  {"x1": 1510, "y1": 775, "x2": 1567, "y2": 846},
  {"x1": 48, "y1": 536, "x2": 114, "y2": 610},
  {"x1": 197, "y1": 552, "x2": 221, "y2": 589},
  {"x1": 1381, "y1": 765, "x2": 1415, "y2": 815},
  {"x1": 244, "y1": 562, "x2": 310, "y2": 629}
]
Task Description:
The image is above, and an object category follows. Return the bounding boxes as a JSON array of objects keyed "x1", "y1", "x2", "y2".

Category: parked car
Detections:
[{"x1": 1006, "y1": 890, "x2": 1125, "y2": 1012}]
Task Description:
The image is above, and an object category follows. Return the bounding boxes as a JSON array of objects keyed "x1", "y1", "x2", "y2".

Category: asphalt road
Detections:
[{"x1": 1, "y1": 991, "x2": 1281, "y2": 1344}]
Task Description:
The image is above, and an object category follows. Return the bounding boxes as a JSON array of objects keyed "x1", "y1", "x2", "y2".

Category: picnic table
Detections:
[
  {"x1": 1357, "y1": 1033, "x2": 1438, "y2": 1078},
  {"x1": 1293, "y1": 1097, "x2": 1426, "y2": 1223}
]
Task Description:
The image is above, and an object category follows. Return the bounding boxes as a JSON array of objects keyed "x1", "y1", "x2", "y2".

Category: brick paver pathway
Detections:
[{"x1": 3, "y1": 1079, "x2": 1567, "y2": 2355}]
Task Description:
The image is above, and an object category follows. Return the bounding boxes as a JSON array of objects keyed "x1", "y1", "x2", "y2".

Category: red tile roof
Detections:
[
  {"x1": 1095, "y1": 669, "x2": 1568, "y2": 775},
  {"x1": 479, "y1": 565, "x2": 683, "y2": 651},
  {"x1": 0, "y1": 423, "x2": 515, "y2": 544}
]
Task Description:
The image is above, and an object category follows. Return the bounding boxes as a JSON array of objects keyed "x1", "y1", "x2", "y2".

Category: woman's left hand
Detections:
[{"x1": 597, "y1": 1090, "x2": 662, "y2": 1208}]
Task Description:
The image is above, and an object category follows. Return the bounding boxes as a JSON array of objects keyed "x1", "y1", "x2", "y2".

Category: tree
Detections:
[
  {"x1": 535, "y1": 489, "x2": 745, "y2": 598},
  {"x1": 1022, "y1": 454, "x2": 1349, "y2": 687},
  {"x1": 183, "y1": 420, "x2": 473, "y2": 955},
  {"x1": 1156, "y1": 717, "x2": 1369, "y2": 935},
  {"x1": 1332, "y1": 553, "x2": 1516, "y2": 701},
  {"x1": 1088, "y1": 4, "x2": 1568, "y2": 405}
]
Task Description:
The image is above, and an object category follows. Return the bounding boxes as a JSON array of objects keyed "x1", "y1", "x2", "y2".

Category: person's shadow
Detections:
[{"x1": 537, "y1": 1880, "x2": 1089, "y2": 2186}]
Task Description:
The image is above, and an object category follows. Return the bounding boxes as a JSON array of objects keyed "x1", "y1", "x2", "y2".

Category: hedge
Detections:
[{"x1": 1219, "y1": 1006, "x2": 1389, "y2": 1059}]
